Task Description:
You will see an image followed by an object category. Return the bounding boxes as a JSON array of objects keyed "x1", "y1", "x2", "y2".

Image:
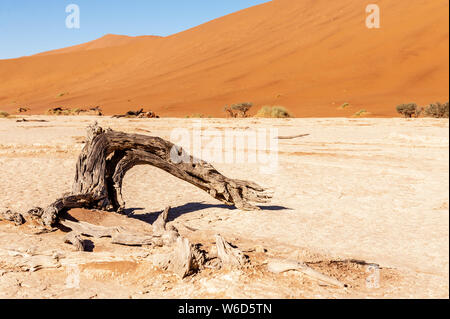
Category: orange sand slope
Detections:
[{"x1": 0, "y1": 0, "x2": 448, "y2": 117}]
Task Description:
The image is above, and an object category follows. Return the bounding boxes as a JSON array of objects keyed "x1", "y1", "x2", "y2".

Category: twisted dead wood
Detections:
[{"x1": 35, "y1": 122, "x2": 272, "y2": 226}]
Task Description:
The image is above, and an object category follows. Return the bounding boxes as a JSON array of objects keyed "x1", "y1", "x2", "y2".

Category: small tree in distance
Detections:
[
  {"x1": 396, "y1": 103, "x2": 422, "y2": 118},
  {"x1": 424, "y1": 102, "x2": 449, "y2": 118},
  {"x1": 224, "y1": 102, "x2": 253, "y2": 118},
  {"x1": 224, "y1": 106, "x2": 237, "y2": 118}
]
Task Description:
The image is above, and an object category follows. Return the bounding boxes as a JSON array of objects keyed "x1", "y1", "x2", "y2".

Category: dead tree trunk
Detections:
[{"x1": 40, "y1": 123, "x2": 272, "y2": 226}]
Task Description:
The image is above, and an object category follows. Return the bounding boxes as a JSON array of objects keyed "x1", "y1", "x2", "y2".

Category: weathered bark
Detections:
[
  {"x1": 0, "y1": 210, "x2": 25, "y2": 226},
  {"x1": 38, "y1": 122, "x2": 271, "y2": 226},
  {"x1": 215, "y1": 234, "x2": 248, "y2": 268},
  {"x1": 64, "y1": 232, "x2": 86, "y2": 251},
  {"x1": 155, "y1": 236, "x2": 206, "y2": 278}
]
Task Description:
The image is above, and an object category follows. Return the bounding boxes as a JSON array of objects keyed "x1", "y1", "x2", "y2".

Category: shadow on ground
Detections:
[{"x1": 126, "y1": 202, "x2": 291, "y2": 225}]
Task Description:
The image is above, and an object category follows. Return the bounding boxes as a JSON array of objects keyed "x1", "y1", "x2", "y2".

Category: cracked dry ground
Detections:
[{"x1": 0, "y1": 117, "x2": 448, "y2": 298}]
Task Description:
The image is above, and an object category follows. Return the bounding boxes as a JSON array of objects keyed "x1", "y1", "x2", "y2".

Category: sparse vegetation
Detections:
[
  {"x1": 255, "y1": 106, "x2": 292, "y2": 118},
  {"x1": 396, "y1": 103, "x2": 422, "y2": 118},
  {"x1": 186, "y1": 113, "x2": 206, "y2": 118},
  {"x1": 0, "y1": 111, "x2": 10, "y2": 118},
  {"x1": 353, "y1": 109, "x2": 371, "y2": 117},
  {"x1": 424, "y1": 102, "x2": 449, "y2": 118},
  {"x1": 46, "y1": 106, "x2": 103, "y2": 116},
  {"x1": 224, "y1": 102, "x2": 253, "y2": 118},
  {"x1": 17, "y1": 107, "x2": 30, "y2": 113},
  {"x1": 112, "y1": 108, "x2": 158, "y2": 118},
  {"x1": 339, "y1": 103, "x2": 350, "y2": 109},
  {"x1": 57, "y1": 92, "x2": 68, "y2": 98},
  {"x1": 46, "y1": 107, "x2": 77, "y2": 115},
  {"x1": 232, "y1": 102, "x2": 253, "y2": 118}
]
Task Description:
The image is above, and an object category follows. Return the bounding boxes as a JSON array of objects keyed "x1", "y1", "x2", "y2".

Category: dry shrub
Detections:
[
  {"x1": 0, "y1": 111, "x2": 10, "y2": 118},
  {"x1": 224, "y1": 102, "x2": 253, "y2": 118},
  {"x1": 424, "y1": 102, "x2": 449, "y2": 118},
  {"x1": 46, "y1": 107, "x2": 102, "y2": 116},
  {"x1": 255, "y1": 106, "x2": 292, "y2": 118},
  {"x1": 17, "y1": 107, "x2": 30, "y2": 113},
  {"x1": 353, "y1": 109, "x2": 371, "y2": 117},
  {"x1": 186, "y1": 113, "x2": 206, "y2": 118},
  {"x1": 396, "y1": 103, "x2": 422, "y2": 118}
]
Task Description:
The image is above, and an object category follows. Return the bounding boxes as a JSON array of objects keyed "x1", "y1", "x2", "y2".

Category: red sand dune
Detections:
[
  {"x1": 35, "y1": 34, "x2": 163, "y2": 57},
  {"x1": 0, "y1": 0, "x2": 448, "y2": 117}
]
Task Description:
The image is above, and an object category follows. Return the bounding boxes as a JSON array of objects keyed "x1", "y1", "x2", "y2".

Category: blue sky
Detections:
[{"x1": 0, "y1": 0, "x2": 269, "y2": 59}]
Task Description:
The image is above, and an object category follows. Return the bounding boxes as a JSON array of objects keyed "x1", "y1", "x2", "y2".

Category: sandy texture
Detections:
[
  {"x1": 0, "y1": 116, "x2": 448, "y2": 298},
  {"x1": 0, "y1": 0, "x2": 448, "y2": 117}
]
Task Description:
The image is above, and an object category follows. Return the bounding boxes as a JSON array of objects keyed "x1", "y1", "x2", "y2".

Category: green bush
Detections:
[
  {"x1": 396, "y1": 103, "x2": 422, "y2": 118},
  {"x1": 255, "y1": 106, "x2": 292, "y2": 118},
  {"x1": 424, "y1": 102, "x2": 449, "y2": 118}
]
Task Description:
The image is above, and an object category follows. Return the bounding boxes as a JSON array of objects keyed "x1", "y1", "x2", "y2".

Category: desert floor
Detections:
[{"x1": 0, "y1": 116, "x2": 448, "y2": 299}]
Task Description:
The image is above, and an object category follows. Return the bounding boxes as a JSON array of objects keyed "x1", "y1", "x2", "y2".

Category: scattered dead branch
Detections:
[
  {"x1": 58, "y1": 207, "x2": 205, "y2": 277},
  {"x1": 112, "y1": 108, "x2": 159, "y2": 118},
  {"x1": 46, "y1": 107, "x2": 102, "y2": 116},
  {"x1": 267, "y1": 259, "x2": 347, "y2": 288},
  {"x1": 16, "y1": 118, "x2": 49, "y2": 123},
  {"x1": 0, "y1": 248, "x2": 61, "y2": 272},
  {"x1": 276, "y1": 134, "x2": 310, "y2": 140},
  {"x1": 59, "y1": 219, "x2": 117, "y2": 238},
  {"x1": 0, "y1": 210, "x2": 25, "y2": 226}
]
